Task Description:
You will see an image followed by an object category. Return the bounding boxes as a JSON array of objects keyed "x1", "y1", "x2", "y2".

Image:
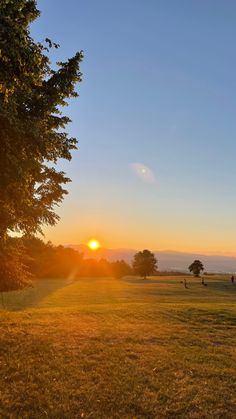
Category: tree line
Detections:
[
  {"x1": 23, "y1": 236, "x2": 133, "y2": 280},
  {"x1": 1, "y1": 233, "x2": 230, "y2": 295},
  {"x1": 0, "y1": 237, "x2": 160, "y2": 291}
]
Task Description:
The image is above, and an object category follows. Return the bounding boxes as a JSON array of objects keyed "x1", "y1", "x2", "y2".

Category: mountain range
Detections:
[{"x1": 66, "y1": 245, "x2": 236, "y2": 273}]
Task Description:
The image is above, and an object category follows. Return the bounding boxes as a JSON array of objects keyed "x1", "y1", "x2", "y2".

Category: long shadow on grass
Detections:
[{"x1": 1, "y1": 279, "x2": 74, "y2": 311}]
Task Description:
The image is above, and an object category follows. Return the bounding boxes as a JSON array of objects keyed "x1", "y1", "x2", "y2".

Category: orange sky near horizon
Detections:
[
  {"x1": 43, "y1": 209, "x2": 236, "y2": 257},
  {"x1": 32, "y1": 1, "x2": 236, "y2": 259}
]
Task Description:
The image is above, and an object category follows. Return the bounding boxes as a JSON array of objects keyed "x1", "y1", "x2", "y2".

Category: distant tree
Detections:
[
  {"x1": 188, "y1": 260, "x2": 204, "y2": 277},
  {"x1": 22, "y1": 236, "x2": 83, "y2": 279},
  {"x1": 132, "y1": 250, "x2": 158, "y2": 279},
  {"x1": 77, "y1": 258, "x2": 110, "y2": 278},
  {"x1": 111, "y1": 260, "x2": 132, "y2": 278},
  {"x1": 0, "y1": 1, "x2": 83, "y2": 290}
]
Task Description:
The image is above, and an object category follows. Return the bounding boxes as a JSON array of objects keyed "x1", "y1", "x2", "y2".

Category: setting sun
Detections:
[{"x1": 87, "y1": 239, "x2": 101, "y2": 250}]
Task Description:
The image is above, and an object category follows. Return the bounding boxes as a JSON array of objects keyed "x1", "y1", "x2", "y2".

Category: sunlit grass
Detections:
[{"x1": 1, "y1": 276, "x2": 236, "y2": 418}]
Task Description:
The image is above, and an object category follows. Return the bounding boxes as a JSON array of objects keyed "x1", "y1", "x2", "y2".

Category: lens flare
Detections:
[{"x1": 130, "y1": 163, "x2": 155, "y2": 183}]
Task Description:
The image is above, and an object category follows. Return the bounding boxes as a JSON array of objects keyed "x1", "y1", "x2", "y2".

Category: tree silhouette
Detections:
[
  {"x1": 188, "y1": 260, "x2": 204, "y2": 277},
  {"x1": 133, "y1": 250, "x2": 158, "y2": 279},
  {"x1": 0, "y1": 1, "x2": 83, "y2": 291},
  {"x1": 111, "y1": 260, "x2": 132, "y2": 278}
]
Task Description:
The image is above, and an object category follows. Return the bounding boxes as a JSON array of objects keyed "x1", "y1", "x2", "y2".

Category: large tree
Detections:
[
  {"x1": 188, "y1": 260, "x2": 204, "y2": 277},
  {"x1": 0, "y1": 0, "x2": 83, "y2": 291},
  {"x1": 132, "y1": 249, "x2": 158, "y2": 280}
]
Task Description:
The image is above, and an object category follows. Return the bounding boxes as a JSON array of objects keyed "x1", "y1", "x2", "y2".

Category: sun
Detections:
[{"x1": 87, "y1": 239, "x2": 101, "y2": 251}]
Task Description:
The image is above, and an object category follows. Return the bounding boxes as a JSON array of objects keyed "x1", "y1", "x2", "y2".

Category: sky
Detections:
[{"x1": 32, "y1": 0, "x2": 236, "y2": 255}]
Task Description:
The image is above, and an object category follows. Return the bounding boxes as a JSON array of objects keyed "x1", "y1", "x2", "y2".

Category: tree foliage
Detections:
[
  {"x1": 20, "y1": 237, "x2": 132, "y2": 279},
  {"x1": 0, "y1": 0, "x2": 83, "y2": 237},
  {"x1": 0, "y1": 237, "x2": 31, "y2": 292},
  {"x1": 0, "y1": 1, "x2": 83, "y2": 291},
  {"x1": 22, "y1": 236, "x2": 83, "y2": 279},
  {"x1": 188, "y1": 260, "x2": 204, "y2": 277},
  {"x1": 110, "y1": 260, "x2": 132, "y2": 278},
  {"x1": 132, "y1": 249, "x2": 158, "y2": 279}
]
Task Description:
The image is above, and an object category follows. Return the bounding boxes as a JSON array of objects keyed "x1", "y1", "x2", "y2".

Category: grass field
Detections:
[{"x1": 1, "y1": 275, "x2": 236, "y2": 418}]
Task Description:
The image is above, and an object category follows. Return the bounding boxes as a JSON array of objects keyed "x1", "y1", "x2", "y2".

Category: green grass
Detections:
[{"x1": 1, "y1": 275, "x2": 236, "y2": 418}]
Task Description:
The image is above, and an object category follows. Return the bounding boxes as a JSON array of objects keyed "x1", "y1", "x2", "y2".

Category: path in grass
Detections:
[{"x1": 1, "y1": 276, "x2": 236, "y2": 418}]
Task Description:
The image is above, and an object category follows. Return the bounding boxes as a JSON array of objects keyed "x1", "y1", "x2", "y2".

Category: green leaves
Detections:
[
  {"x1": 0, "y1": 0, "x2": 83, "y2": 237},
  {"x1": 0, "y1": 0, "x2": 83, "y2": 290}
]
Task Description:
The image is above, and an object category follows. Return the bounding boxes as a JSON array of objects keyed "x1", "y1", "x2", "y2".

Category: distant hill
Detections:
[
  {"x1": 66, "y1": 245, "x2": 136, "y2": 263},
  {"x1": 65, "y1": 245, "x2": 236, "y2": 273},
  {"x1": 154, "y1": 250, "x2": 236, "y2": 273}
]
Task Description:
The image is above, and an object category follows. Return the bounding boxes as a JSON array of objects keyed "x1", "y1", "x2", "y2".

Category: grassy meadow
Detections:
[{"x1": 1, "y1": 275, "x2": 236, "y2": 418}]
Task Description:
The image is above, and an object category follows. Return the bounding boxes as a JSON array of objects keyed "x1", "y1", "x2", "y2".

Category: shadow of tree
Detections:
[{"x1": 1, "y1": 279, "x2": 73, "y2": 311}]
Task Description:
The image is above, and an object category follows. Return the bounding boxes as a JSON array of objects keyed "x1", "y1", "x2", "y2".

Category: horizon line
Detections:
[{"x1": 64, "y1": 244, "x2": 236, "y2": 258}]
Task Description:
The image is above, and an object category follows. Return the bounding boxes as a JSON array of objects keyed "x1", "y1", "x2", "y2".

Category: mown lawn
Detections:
[{"x1": 0, "y1": 276, "x2": 236, "y2": 418}]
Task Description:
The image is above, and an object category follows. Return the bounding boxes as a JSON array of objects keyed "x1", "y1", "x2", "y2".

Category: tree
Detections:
[
  {"x1": 132, "y1": 250, "x2": 158, "y2": 279},
  {"x1": 188, "y1": 260, "x2": 204, "y2": 277},
  {"x1": 22, "y1": 236, "x2": 83, "y2": 279},
  {"x1": 111, "y1": 260, "x2": 132, "y2": 278},
  {"x1": 0, "y1": 1, "x2": 83, "y2": 291},
  {"x1": 0, "y1": 237, "x2": 31, "y2": 297}
]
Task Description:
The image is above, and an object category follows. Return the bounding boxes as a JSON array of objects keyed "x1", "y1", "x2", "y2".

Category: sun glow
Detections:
[{"x1": 87, "y1": 239, "x2": 101, "y2": 250}]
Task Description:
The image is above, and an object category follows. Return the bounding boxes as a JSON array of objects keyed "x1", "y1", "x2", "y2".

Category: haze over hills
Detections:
[{"x1": 66, "y1": 245, "x2": 236, "y2": 273}]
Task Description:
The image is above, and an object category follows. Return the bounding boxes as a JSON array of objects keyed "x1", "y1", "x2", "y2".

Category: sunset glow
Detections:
[
  {"x1": 87, "y1": 239, "x2": 101, "y2": 251},
  {"x1": 40, "y1": 1, "x2": 236, "y2": 258}
]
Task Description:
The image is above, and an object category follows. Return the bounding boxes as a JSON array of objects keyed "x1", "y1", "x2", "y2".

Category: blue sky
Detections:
[{"x1": 32, "y1": 1, "x2": 236, "y2": 254}]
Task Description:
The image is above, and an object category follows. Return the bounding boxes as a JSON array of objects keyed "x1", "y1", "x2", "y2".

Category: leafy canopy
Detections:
[
  {"x1": 133, "y1": 249, "x2": 158, "y2": 279},
  {"x1": 0, "y1": 0, "x2": 83, "y2": 291},
  {"x1": 0, "y1": 0, "x2": 83, "y2": 238},
  {"x1": 188, "y1": 260, "x2": 204, "y2": 277}
]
